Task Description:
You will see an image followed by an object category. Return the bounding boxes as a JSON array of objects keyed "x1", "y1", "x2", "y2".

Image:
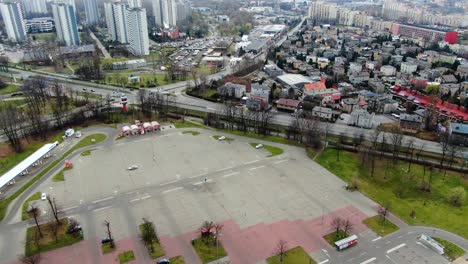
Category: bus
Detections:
[{"x1": 334, "y1": 235, "x2": 358, "y2": 250}]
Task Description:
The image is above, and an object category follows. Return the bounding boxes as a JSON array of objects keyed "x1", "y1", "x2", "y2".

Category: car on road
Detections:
[
  {"x1": 218, "y1": 136, "x2": 226, "y2": 141},
  {"x1": 82, "y1": 88, "x2": 87, "y2": 91},
  {"x1": 157, "y1": 259, "x2": 170, "y2": 264},
  {"x1": 90, "y1": 89, "x2": 95, "y2": 92},
  {"x1": 255, "y1": 144, "x2": 263, "y2": 149},
  {"x1": 127, "y1": 165, "x2": 138, "y2": 171},
  {"x1": 41, "y1": 192, "x2": 47, "y2": 200}
]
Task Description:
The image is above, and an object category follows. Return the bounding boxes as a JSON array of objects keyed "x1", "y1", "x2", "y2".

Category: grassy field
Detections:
[
  {"x1": 363, "y1": 215, "x2": 399, "y2": 237},
  {"x1": 52, "y1": 170, "x2": 65, "y2": 182},
  {"x1": 316, "y1": 148, "x2": 468, "y2": 238},
  {"x1": 101, "y1": 243, "x2": 115, "y2": 254},
  {"x1": 0, "y1": 133, "x2": 107, "y2": 222},
  {"x1": 0, "y1": 98, "x2": 26, "y2": 110},
  {"x1": 433, "y1": 237, "x2": 466, "y2": 261},
  {"x1": 182, "y1": 130, "x2": 201, "y2": 136},
  {"x1": 104, "y1": 72, "x2": 178, "y2": 88},
  {"x1": 21, "y1": 192, "x2": 41, "y2": 221},
  {"x1": 169, "y1": 256, "x2": 185, "y2": 264},
  {"x1": 192, "y1": 237, "x2": 227, "y2": 264},
  {"x1": 250, "y1": 143, "x2": 284, "y2": 157},
  {"x1": 118, "y1": 250, "x2": 136, "y2": 263},
  {"x1": 0, "y1": 84, "x2": 19, "y2": 95},
  {"x1": 218, "y1": 129, "x2": 303, "y2": 147},
  {"x1": 25, "y1": 218, "x2": 83, "y2": 256},
  {"x1": 173, "y1": 120, "x2": 206, "y2": 129},
  {"x1": 266, "y1": 247, "x2": 316, "y2": 264}
]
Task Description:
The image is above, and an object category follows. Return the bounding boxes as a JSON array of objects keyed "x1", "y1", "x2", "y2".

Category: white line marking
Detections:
[
  {"x1": 141, "y1": 195, "x2": 151, "y2": 200},
  {"x1": 398, "y1": 235, "x2": 403, "y2": 239},
  {"x1": 92, "y1": 197, "x2": 113, "y2": 203},
  {"x1": 273, "y1": 159, "x2": 288, "y2": 164},
  {"x1": 360, "y1": 257, "x2": 376, "y2": 264},
  {"x1": 318, "y1": 260, "x2": 329, "y2": 264},
  {"x1": 160, "y1": 180, "x2": 178, "y2": 186},
  {"x1": 386, "y1": 243, "x2": 406, "y2": 254},
  {"x1": 416, "y1": 241, "x2": 428, "y2": 249},
  {"x1": 62, "y1": 206, "x2": 78, "y2": 211},
  {"x1": 190, "y1": 173, "x2": 206, "y2": 179},
  {"x1": 216, "y1": 166, "x2": 234, "y2": 172},
  {"x1": 372, "y1": 236, "x2": 382, "y2": 242},
  {"x1": 130, "y1": 198, "x2": 140, "y2": 203},
  {"x1": 162, "y1": 187, "x2": 183, "y2": 194},
  {"x1": 93, "y1": 206, "x2": 112, "y2": 212},
  {"x1": 193, "y1": 179, "x2": 213, "y2": 185},
  {"x1": 249, "y1": 165, "x2": 265, "y2": 171},
  {"x1": 244, "y1": 160, "x2": 259, "y2": 165},
  {"x1": 222, "y1": 172, "x2": 240, "y2": 178},
  {"x1": 126, "y1": 191, "x2": 138, "y2": 195}
]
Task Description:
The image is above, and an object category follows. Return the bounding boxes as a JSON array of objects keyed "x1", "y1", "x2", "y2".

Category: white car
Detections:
[
  {"x1": 218, "y1": 136, "x2": 226, "y2": 141},
  {"x1": 127, "y1": 165, "x2": 138, "y2": 171},
  {"x1": 41, "y1": 192, "x2": 47, "y2": 201},
  {"x1": 255, "y1": 144, "x2": 264, "y2": 149}
]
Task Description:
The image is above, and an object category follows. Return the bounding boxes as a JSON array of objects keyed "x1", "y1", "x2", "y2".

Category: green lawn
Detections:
[
  {"x1": 104, "y1": 72, "x2": 180, "y2": 88},
  {"x1": 433, "y1": 237, "x2": 466, "y2": 261},
  {"x1": 0, "y1": 133, "x2": 107, "y2": 222},
  {"x1": 212, "y1": 135, "x2": 234, "y2": 142},
  {"x1": 81, "y1": 149, "x2": 95, "y2": 156},
  {"x1": 218, "y1": 129, "x2": 303, "y2": 147},
  {"x1": 0, "y1": 98, "x2": 26, "y2": 109},
  {"x1": 316, "y1": 148, "x2": 468, "y2": 238},
  {"x1": 323, "y1": 230, "x2": 349, "y2": 246},
  {"x1": 101, "y1": 243, "x2": 115, "y2": 254},
  {"x1": 52, "y1": 170, "x2": 65, "y2": 182},
  {"x1": 169, "y1": 256, "x2": 185, "y2": 264},
  {"x1": 192, "y1": 237, "x2": 227, "y2": 264},
  {"x1": 25, "y1": 218, "x2": 83, "y2": 256},
  {"x1": 266, "y1": 246, "x2": 316, "y2": 264},
  {"x1": 118, "y1": 250, "x2": 136, "y2": 263},
  {"x1": 182, "y1": 130, "x2": 201, "y2": 136},
  {"x1": 363, "y1": 215, "x2": 399, "y2": 237},
  {"x1": 21, "y1": 192, "x2": 41, "y2": 221},
  {"x1": 0, "y1": 84, "x2": 19, "y2": 95},
  {"x1": 31, "y1": 32, "x2": 56, "y2": 42},
  {"x1": 250, "y1": 143, "x2": 284, "y2": 157},
  {"x1": 173, "y1": 121, "x2": 205, "y2": 129},
  {"x1": 139, "y1": 224, "x2": 165, "y2": 259}
]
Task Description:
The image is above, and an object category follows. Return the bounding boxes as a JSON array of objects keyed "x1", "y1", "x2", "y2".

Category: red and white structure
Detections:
[
  {"x1": 119, "y1": 120, "x2": 161, "y2": 137},
  {"x1": 334, "y1": 234, "x2": 358, "y2": 250}
]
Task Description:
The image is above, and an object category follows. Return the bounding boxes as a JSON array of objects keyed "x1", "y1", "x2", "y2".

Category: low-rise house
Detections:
[
  {"x1": 348, "y1": 71, "x2": 370, "y2": 85},
  {"x1": 276, "y1": 98, "x2": 301, "y2": 112},
  {"x1": 449, "y1": 122, "x2": 468, "y2": 146},
  {"x1": 341, "y1": 98, "x2": 359, "y2": 113},
  {"x1": 218, "y1": 82, "x2": 246, "y2": 99},
  {"x1": 436, "y1": 75, "x2": 458, "y2": 84},
  {"x1": 348, "y1": 109, "x2": 374, "y2": 129},
  {"x1": 401, "y1": 62, "x2": 418, "y2": 74},
  {"x1": 250, "y1": 83, "x2": 270, "y2": 107},
  {"x1": 399, "y1": 114, "x2": 423, "y2": 133},
  {"x1": 113, "y1": 59, "x2": 147, "y2": 70},
  {"x1": 380, "y1": 65, "x2": 396, "y2": 76},
  {"x1": 246, "y1": 97, "x2": 262, "y2": 111},
  {"x1": 369, "y1": 80, "x2": 386, "y2": 93},
  {"x1": 312, "y1": 106, "x2": 333, "y2": 121},
  {"x1": 264, "y1": 64, "x2": 283, "y2": 77}
]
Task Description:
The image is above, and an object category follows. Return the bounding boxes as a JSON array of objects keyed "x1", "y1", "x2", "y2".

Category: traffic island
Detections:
[
  {"x1": 118, "y1": 250, "x2": 135, "y2": 263},
  {"x1": 323, "y1": 230, "x2": 349, "y2": 246},
  {"x1": 101, "y1": 242, "x2": 116, "y2": 254},
  {"x1": 363, "y1": 215, "x2": 399, "y2": 237},
  {"x1": 212, "y1": 135, "x2": 234, "y2": 142},
  {"x1": 433, "y1": 237, "x2": 466, "y2": 261},
  {"x1": 25, "y1": 218, "x2": 83, "y2": 256},
  {"x1": 266, "y1": 246, "x2": 316, "y2": 264},
  {"x1": 182, "y1": 130, "x2": 201, "y2": 136},
  {"x1": 21, "y1": 192, "x2": 41, "y2": 220},
  {"x1": 139, "y1": 222, "x2": 165, "y2": 259},
  {"x1": 169, "y1": 256, "x2": 185, "y2": 264},
  {"x1": 249, "y1": 143, "x2": 284, "y2": 157},
  {"x1": 192, "y1": 236, "x2": 227, "y2": 264}
]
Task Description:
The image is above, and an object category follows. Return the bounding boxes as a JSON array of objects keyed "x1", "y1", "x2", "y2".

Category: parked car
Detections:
[
  {"x1": 41, "y1": 192, "x2": 47, "y2": 200},
  {"x1": 127, "y1": 165, "x2": 138, "y2": 171},
  {"x1": 157, "y1": 259, "x2": 170, "y2": 264},
  {"x1": 255, "y1": 144, "x2": 264, "y2": 149},
  {"x1": 218, "y1": 136, "x2": 226, "y2": 141},
  {"x1": 101, "y1": 238, "x2": 112, "y2": 244}
]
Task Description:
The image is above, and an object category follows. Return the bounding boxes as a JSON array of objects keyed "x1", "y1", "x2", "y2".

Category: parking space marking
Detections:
[
  {"x1": 190, "y1": 173, "x2": 206, "y2": 179},
  {"x1": 130, "y1": 198, "x2": 140, "y2": 203},
  {"x1": 141, "y1": 195, "x2": 151, "y2": 200},
  {"x1": 249, "y1": 165, "x2": 265, "y2": 171},
  {"x1": 273, "y1": 159, "x2": 288, "y2": 164},
  {"x1": 160, "y1": 180, "x2": 178, "y2": 186},
  {"x1": 92, "y1": 196, "x2": 113, "y2": 203},
  {"x1": 318, "y1": 260, "x2": 329, "y2": 264},
  {"x1": 415, "y1": 241, "x2": 428, "y2": 249},
  {"x1": 193, "y1": 179, "x2": 213, "y2": 185},
  {"x1": 93, "y1": 206, "x2": 112, "y2": 212},
  {"x1": 162, "y1": 187, "x2": 183, "y2": 194},
  {"x1": 244, "y1": 160, "x2": 259, "y2": 165},
  {"x1": 61, "y1": 206, "x2": 78, "y2": 211},
  {"x1": 360, "y1": 257, "x2": 376, "y2": 264},
  {"x1": 386, "y1": 243, "x2": 406, "y2": 254},
  {"x1": 222, "y1": 172, "x2": 240, "y2": 178},
  {"x1": 371, "y1": 236, "x2": 382, "y2": 242},
  {"x1": 216, "y1": 166, "x2": 235, "y2": 172}
]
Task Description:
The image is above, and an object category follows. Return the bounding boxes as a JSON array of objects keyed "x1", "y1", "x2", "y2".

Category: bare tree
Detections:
[
  {"x1": 18, "y1": 253, "x2": 42, "y2": 264},
  {"x1": 439, "y1": 133, "x2": 450, "y2": 171},
  {"x1": 445, "y1": 142, "x2": 460, "y2": 179},
  {"x1": 378, "y1": 203, "x2": 391, "y2": 223},
  {"x1": 274, "y1": 239, "x2": 288, "y2": 264},
  {"x1": 330, "y1": 217, "x2": 343, "y2": 236},
  {"x1": 140, "y1": 218, "x2": 158, "y2": 253},
  {"x1": 389, "y1": 127, "x2": 403, "y2": 162},
  {"x1": 343, "y1": 219, "x2": 354, "y2": 235},
  {"x1": 46, "y1": 195, "x2": 60, "y2": 225},
  {"x1": 103, "y1": 220, "x2": 115, "y2": 248},
  {"x1": 405, "y1": 139, "x2": 415, "y2": 172},
  {"x1": 27, "y1": 204, "x2": 43, "y2": 238},
  {"x1": 0, "y1": 106, "x2": 23, "y2": 152}
]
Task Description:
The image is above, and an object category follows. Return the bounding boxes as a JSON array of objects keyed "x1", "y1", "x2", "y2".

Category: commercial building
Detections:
[
  {"x1": 391, "y1": 23, "x2": 458, "y2": 45},
  {"x1": 112, "y1": 59, "x2": 147, "y2": 70},
  {"x1": 52, "y1": 3, "x2": 80, "y2": 46},
  {"x1": 0, "y1": 1, "x2": 27, "y2": 42},
  {"x1": 26, "y1": 17, "x2": 54, "y2": 33},
  {"x1": 104, "y1": 2, "x2": 128, "y2": 43},
  {"x1": 22, "y1": 0, "x2": 47, "y2": 15},
  {"x1": 84, "y1": 0, "x2": 100, "y2": 25},
  {"x1": 126, "y1": 7, "x2": 149, "y2": 55}
]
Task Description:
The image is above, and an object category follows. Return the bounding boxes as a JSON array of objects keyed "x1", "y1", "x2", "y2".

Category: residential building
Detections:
[
  {"x1": 449, "y1": 122, "x2": 468, "y2": 147},
  {"x1": 84, "y1": 0, "x2": 100, "y2": 25},
  {"x1": 52, "y1": 3, "x2": 80, "y2": 46},
  {"x1": 128, "y1": 0, "x2": 141, "y2": 8},
  {"x1": 55, "y1": 0, "x2": 75, "y2": 13},
  {"x1": 22, "y1": 0, "x2": 47, "y2": 15},
  {"x1": 59, "y1": 44, "x2": 95, "y2": 59},
  {"x1": 348, "y1": 109, "x2": 374, "y2": 129},
  {"x1": 276, "y1": 98, "x2": 300, "y2": 112},
  {"x1": 175, "y1": 0, "x2": 190, "y2": 23},
  {"x1": 246, "y1": 97, "x2": 262, "y2": 111},
  {"x1": 348, "y1": 71, "x2": 370, "y2": 85},
  {"x1": 399, "y1": 114, "x2": 422, "y2": 133},
  {"x1": 391, "y1": 23, "x2": 458, "y2": 45},
  {"x1": 251, "y1": 83, "x2": 270, "y2": 106},
  {"x1": 312, "y1": 106, "x2": 333, "y2": 121},
  {"x1": 341, "y1": 98, "x2": 359, "y2": 114},
  {"x1": 0, "y1": 1, "x2": 27, "y2": 42},
  {"x1": 126, "y1": 7, "x2": 149, "y2": 56},
  {"x1": 153, "y1": 0, "x2": 177, "y2": 28},
  {"x1": 400, "y1": 62, "x2": 417, "y2": 74},
  {"x1": 218, "y1": 82, "x2": 246, "y2": 99},
  {"x1": 264, "y1": 64, "x2": 283, "y2": 77},
  {"x1": 26, "y1": 17, "x2": 54, "y2": 33},
  {"x1": 104, "y1": 2, "x2": 128, "y2": 43},
  {"x1": 380, "y1": 65, "x2": 396, "y2": 76}
]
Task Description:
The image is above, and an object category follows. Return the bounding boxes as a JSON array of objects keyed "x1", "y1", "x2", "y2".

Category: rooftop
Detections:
[{"x1": 277, "y1": 74, "x2": 312, "y2": 86}]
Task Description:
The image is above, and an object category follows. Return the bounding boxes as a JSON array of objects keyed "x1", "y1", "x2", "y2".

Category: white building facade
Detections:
[
  {"x1": 0, "y1": 1, "x2": 27, "y2": 42},
  {"x1": 84, "y1": 0, "x2": 100, "y2": 24},
  {"x1": 126, "y1": 7, "x2": 149, "y2": 55},
  {"x1": 52, "y1": 3, "x2": 80, "y2": 46}
]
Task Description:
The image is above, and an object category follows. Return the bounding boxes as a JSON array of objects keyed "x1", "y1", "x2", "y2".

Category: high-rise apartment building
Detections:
[
  {"x1": 54, "y1": 0, "x2": 75, "y2": 13},
  {"x1": 128, "y1": 0, "x2": 141, "y2": 8},
  {"x1": 0, "y1": 1, "x2": 27, "y2": 42},
  {"x1": 52, "y1": 3, "x2": 80, "y2": 46},
  {"x1": 22, "y1": 0, "x2": 47, "y2": 15},
  {"x1": 153, "y1": 0, "x2": 177, "y2": 28},
  {"x1": 84, "y1": 0, "x2": 100, "y2": 24},
  {"x1": 104, "y1": 1, "x2": 128, "y2": 43},
  {"x1": 126, "y1": 7, "x2": 149, "y2": 55}
]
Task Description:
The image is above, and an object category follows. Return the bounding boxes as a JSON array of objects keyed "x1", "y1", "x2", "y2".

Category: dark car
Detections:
[
  {"x1": 101, "y1": 238, "x2": 112, "y2": 244},
  {"x1": 156, "y1": 259, "x2": 170, "y2": 264}
]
